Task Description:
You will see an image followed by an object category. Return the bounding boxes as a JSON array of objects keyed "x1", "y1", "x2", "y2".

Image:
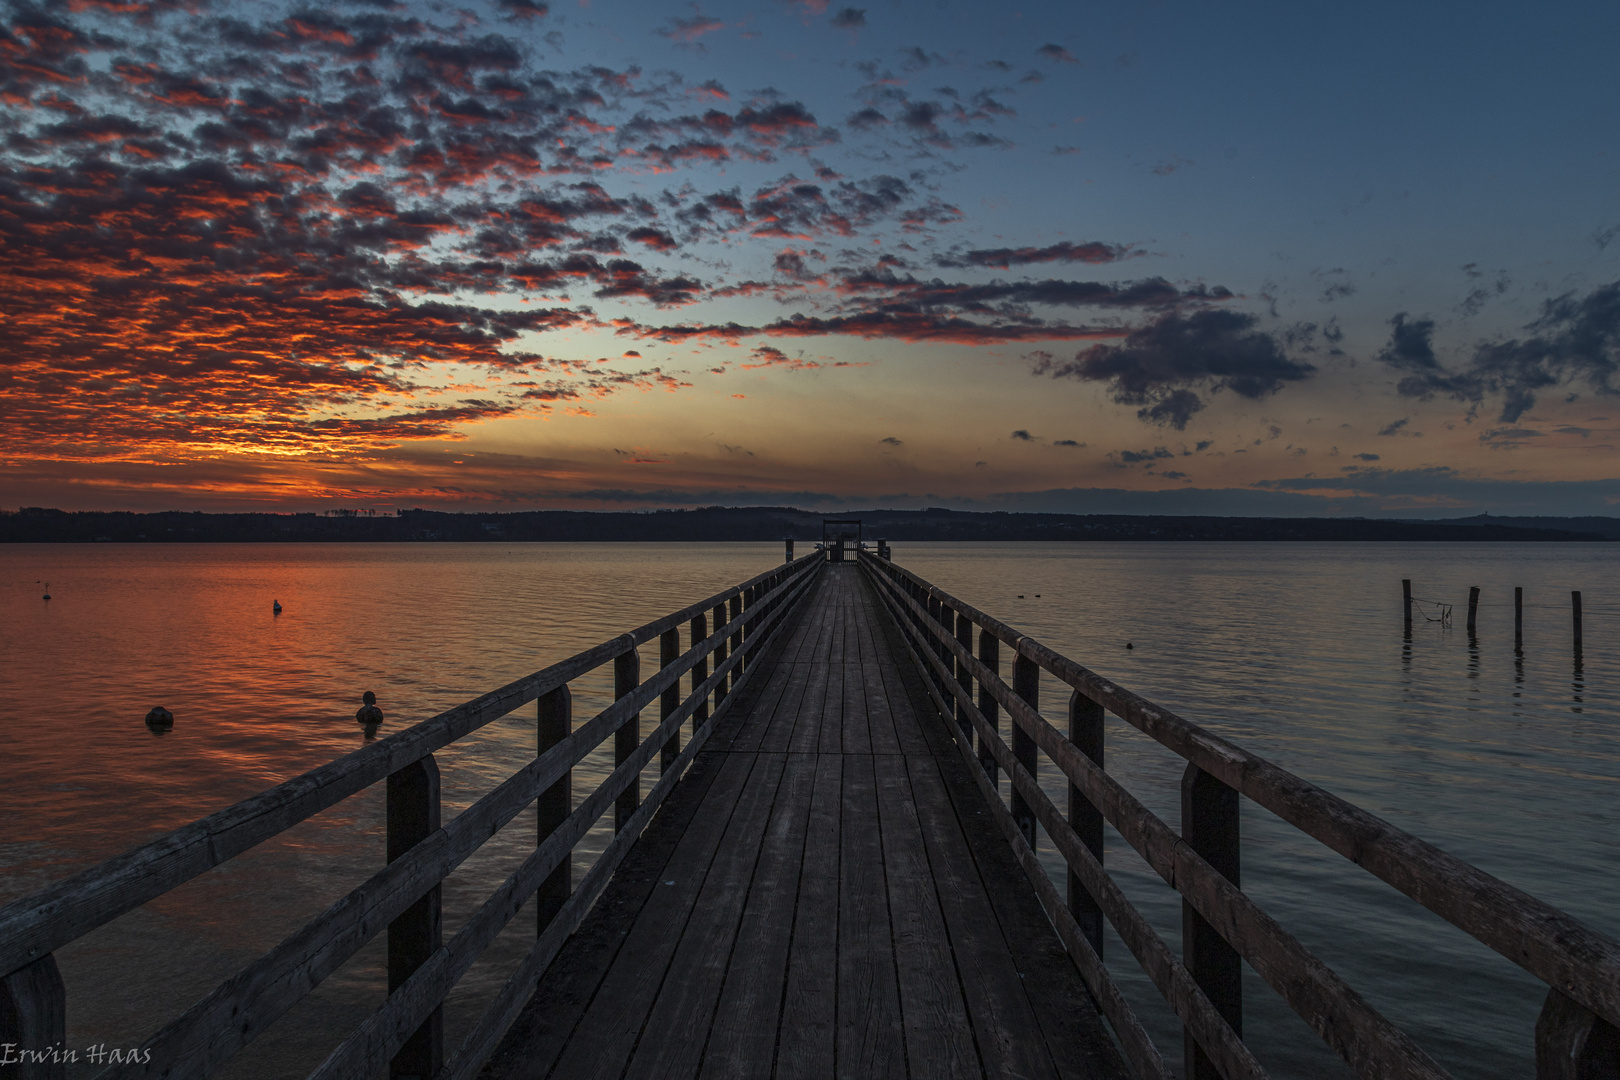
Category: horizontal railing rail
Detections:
[
  {"x1": 859, "y1": 549, "x2": 1620, "y2": 1080},
  {"x1": 0, "y1": 551, "x2": 823, "y2": 1080}
]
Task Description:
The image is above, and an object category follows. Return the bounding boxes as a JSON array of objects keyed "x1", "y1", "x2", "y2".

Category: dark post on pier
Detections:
[
  {"x1": 1574, "y1": 590, "x2": 1585, "y2": 653},
  {"x1": 1402, "y1": 578, "x2": 1412, "y2": 633},
  {"x1": 6, "y1": 555, "x2": 1620, "y2": 1080}
]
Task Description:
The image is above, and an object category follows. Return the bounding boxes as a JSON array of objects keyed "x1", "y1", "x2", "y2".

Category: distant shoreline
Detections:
[{"x1": 2, "y1": 506, "x2": 1614, "y2": 543}]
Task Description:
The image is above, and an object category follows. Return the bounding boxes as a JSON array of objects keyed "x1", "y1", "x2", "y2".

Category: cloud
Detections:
[
  {"x1": 1353, "y1": 452, "x2": 1381, "y2": 461},
  {"x1": 1376, "y1": 283, "x2": 1620, "y2": 422},
  {"x1": 1036, "y1": 43, "x2": 1077, "y2": 64},
  {"x1": 879, "y1": 436, "x2": 903, "y2": 446},
  {"x1": 1010, "y1": 429, "x2": 1035, "y2": 441},
  {"x1": 936, "y1": 240, "x2": 1137, "y2": 269},
  {"x1": 657, "y1": 10, "x2": 726, "y2": 45},
  {"x1": 1053, "y1": 438, "x2": 1083, "y2": 447},
  {"x1": 830, "y1": 8, "x2": 866, "y2": 28},
  {"x1": 1031, "y1": 309, "x2": 1316, "y2": 429}
]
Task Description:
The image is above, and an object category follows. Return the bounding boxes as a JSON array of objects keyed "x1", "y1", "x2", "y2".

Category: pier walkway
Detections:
[{"x1": 482, "y1": 564, "x2": 1128, "y2": 1080}]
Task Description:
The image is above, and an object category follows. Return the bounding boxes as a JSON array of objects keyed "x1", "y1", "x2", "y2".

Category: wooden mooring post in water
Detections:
[
  {"x1": 1467, "y1": 586, "x2": 1480, "y2": 637},
  {"x1": 6, "y1": 557, "x2": 1620, "y2": 1080}
]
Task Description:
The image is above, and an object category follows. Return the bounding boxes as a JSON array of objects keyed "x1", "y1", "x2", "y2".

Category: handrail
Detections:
[
  {"x1": 859, "y1": 549, "x2": 1620, "y2": 1079},
  {"x1": 0, "y1": 551, "x2": 823, "y2": 1080}
]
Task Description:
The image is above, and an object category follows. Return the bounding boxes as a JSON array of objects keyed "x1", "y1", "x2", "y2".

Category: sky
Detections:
[{"x1": 2, "y1": 0, "x2": 1619, "y2": 517}]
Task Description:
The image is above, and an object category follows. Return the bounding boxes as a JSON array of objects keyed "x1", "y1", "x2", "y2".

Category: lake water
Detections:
[{"x1": 2, "y1": 541, "x2": 1616, "y2": 1078}]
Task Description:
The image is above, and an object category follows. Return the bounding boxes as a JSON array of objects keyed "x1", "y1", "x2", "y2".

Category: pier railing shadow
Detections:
[
  {"x1": 0, "y1": 552, "x2": 824, "y2": 1080},
  {"x1": 860, "y1": 549, "x2": 1620, "y2": 1080}
]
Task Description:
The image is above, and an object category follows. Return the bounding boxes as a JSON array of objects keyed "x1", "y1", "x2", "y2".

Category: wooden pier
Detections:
[
  {"x1": 480, "y1": 565, "x2": 1127, "y2": 1080},
  {"x1": 5, "y1": 547, "x2": 1620, "y2": 1080}
]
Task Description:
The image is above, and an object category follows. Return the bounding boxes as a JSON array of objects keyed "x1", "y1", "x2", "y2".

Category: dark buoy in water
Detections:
[
  {"x1": 43, "y1": 582, "x2": 51, "y2": 600},
  {"x1": 273, "y1": 599, "x2": 282, "y2": 614},
  {"x1": 1125, "y1": 642, "x2": 1134, "y2": 650},
  {"x1": 1017, "y1": 594, "x2": 1024, "y2": 599},
  {"x1": 355, "y1": 690, "x2": 384, "y2": 725},
  {"x1": 145, "y1": 706, "x2": 174, "y2": 728}
]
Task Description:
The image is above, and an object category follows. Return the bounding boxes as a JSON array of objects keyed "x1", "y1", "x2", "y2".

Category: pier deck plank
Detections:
[{"x1": 482, "y1": 565, "x2": 1130, "y2": 1080}]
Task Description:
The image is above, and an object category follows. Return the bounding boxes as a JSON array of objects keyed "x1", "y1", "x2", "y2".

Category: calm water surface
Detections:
[{"x1": 2, "y1": 541, "x2": 1616, "y2": 1078}]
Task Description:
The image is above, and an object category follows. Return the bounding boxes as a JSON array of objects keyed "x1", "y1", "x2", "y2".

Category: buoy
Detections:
[
  {"x1": 273, "y1": 600, "x2": 282, "y2": 614},
  {"x1": 145, "y1": 706, "x2": 174, "y2": 727},
  {"x1": 43, "y1": 582, "x2": 50, "y2": 600},
  {"x1": 1017, "y1": 594, "x2": 1024, "y2": 599},
  {"x1": 355, "y1": 690, "x2": 384, "y2": 725},
  {"x1": 1125, "y1": 642, "x2": 1134, "y2": 650}
]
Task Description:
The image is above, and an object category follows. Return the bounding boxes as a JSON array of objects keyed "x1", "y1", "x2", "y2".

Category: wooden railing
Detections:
[
  {"x1": 859, "y1": 550, "x2": 1620, "y2": 1080},
  {"x1": 0, "y1": 553, "x2": 823, "y2": 1080}
]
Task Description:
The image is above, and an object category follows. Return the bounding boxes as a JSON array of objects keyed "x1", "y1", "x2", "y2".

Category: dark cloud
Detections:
[
  {"x1": 1053, "y1": 438, "x2": 1083, "y2": 447},
  {"x1": 1377, "y1": 284, "x2": 1620, "y2": 421},
  {"x1": 830, "y1": 8, "x2": 865, "y2": 28},
  {"x1": 1036, "y1": 43, "x2": 1077, "y2": 64},
  {"x1": 1378, "y1": 418, "x2": 1412, "y2": 436},
  {"x1": 1117, "y1": 447, "x2": 1174, "y2": 463},
  {"x1": 1010, "y1": 429, "x2": 1034, "y2": 441},
  {"x1": 937, "y1": 240, "x2": 1136, "y2": 269},
  {"x1": 879, "y1": 436, "x2": 903, "y2": 446},
  {"x1": 1031, "y1": 309, "x2": 1316, "y2": 429},
  {"x1": 837, "y1": 268, "x2": 1226, "y2": 314},
  {"x1": 1353, "y1": 452, "x2": 1380, "y2": 461}
]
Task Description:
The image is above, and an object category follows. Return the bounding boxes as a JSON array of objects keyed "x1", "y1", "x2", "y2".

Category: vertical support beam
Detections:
[
  {"x1": 1467, "y1": 586, "x2": 1480, "y2": 637},
  {"x1": 535, "y1": 686, "x2": 571, "y2": 935},
  {"x1": 1181, "y1": 763, "x2": 1241, "y2": 1080},
  {"x1": 1516, "y1": 587, "x2": 1525, "y2": 652},
  {"x1": 729, "y1": 594, "x2": 744, "y2": 682},
  {"x1": 1574, "y1": 591, "x2": 1585, "y2": 655},
  {"x1": 1069, "y1": 689, "x2": 1105, "y2": 959},
  {"x1": 659, "y1": 628, "x2": 681, "y2": 773},
  {"x1": 614, "y1": 646, "x2": 640, "y2": 832},
  {"x1": 977, "y1": 629, "x2": 999, "y2": 782},
  {"x1": 388, "y1": 756, "x2": 442, "y2": 1080},
  {"x1": 1402, "y1": 578, "x2": 1412, "y2": 632},
  {"x1": 953, "y1": 611, "x2": 973, "y2": 742},
  {"x1": 1010, "y1": 653, "x2": 1039, "y2": 848},
  {"x1": 1536, "y1": 987, "x2": 1620, "y2": 1079},
  {"x1": 690, "y1": 612, "x2": 709, "y2": 737},
  {"x1": 0, "y1": 954, "x2": 66, "y2": 1080},
  {"x1": 712, "y1": 601, "x2": 730, "y2": 708},
  {"x1": 785, "y1": 537, "x2": 794, "y2": 562}
]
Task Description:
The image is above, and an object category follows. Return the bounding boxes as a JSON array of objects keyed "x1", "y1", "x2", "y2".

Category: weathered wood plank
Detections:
[
  {"x1": 542, "y1": 752, "x2": 762, "y2": 1080},
  {"x1": 776, "y1": 752, "x2": 843, "y2": 1080},
  {"x1": 836, "y1": 752, "x2": 906, "y2": 1077},
  {"x1": 474, "y1": 749, "x2": 728, "y2": 1080},
  {"x1": 623, "y1": 752, "x2": 789, "y2": 1080},
  {"x1": 698, "y1": 752, "x2": 818, "y2": 1080},
  {"x1": 873, "y1": 754, "x2": 981, "y2": 1079}
]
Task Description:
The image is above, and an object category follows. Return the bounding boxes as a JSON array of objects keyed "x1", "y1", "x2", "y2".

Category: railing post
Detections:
[
  {"x1": 1181, "y1": 762, "x2": 1241, "y2": 1080},
  {"x1": 388, "y1": 756, "x2": 442, "y2": 1080},
  {"x1": 954, "y1": 610, "x2": 974, "y2": 741},
  {"x1": 536, "y1": 686, "x2": 571, "y2": 935},
  {"x1": 0, "y1": 953, "x2": 66, "y2": 1080},
  {"x1": 690, "y1": 612, "x2": 709, "y2": 736},
  {"x1": 1069, "y1": 689, "x2": 1106, "y2": 958},
  {"x1": 712, "y1": 601, "x2": 730, "y2": 708},
  {"x1": 1011, "y1": 652, "x2": 1039, "y2": 847},
  {"x1": 614, "y1": 646, "x2": 641, "y2": 832},
  {"x1": 927, "y1": 593, "x2": 946, "y2": 698},
  {"x1": 659, "y1": 628, "x2": 681, "y2": 773},
  {"x1": 729, "y1": 594, "x2": 744, "y2": 681},
  {"x1": 977, "y1": 629, "x2": 999, "y2": 781},
  {"x1": 1536, "y1": 987, "x2": 1620, "y2": 1079}
]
